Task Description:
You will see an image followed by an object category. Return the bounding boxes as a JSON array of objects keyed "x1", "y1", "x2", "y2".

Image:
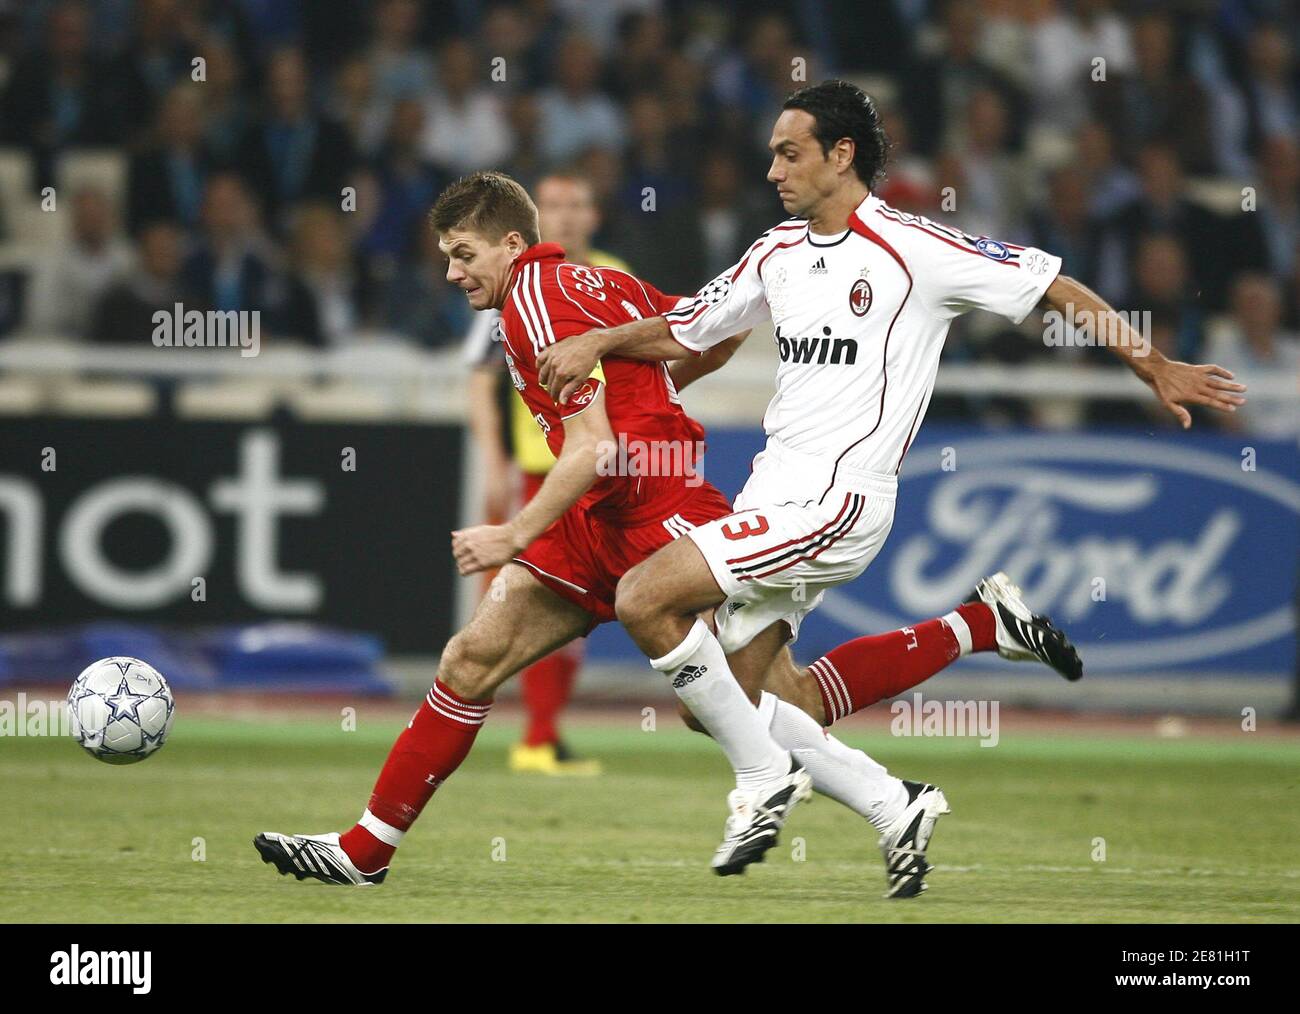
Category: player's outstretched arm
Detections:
[
  {"x1": 1042, "y1": 275, "x2": 1247, "y2": 429},
  {"x1": 451, "y1": 387, "x2": 614, "y2": 575},
  {"x1": 538, "y1": 316, "x2": 689, "y2": 404}
]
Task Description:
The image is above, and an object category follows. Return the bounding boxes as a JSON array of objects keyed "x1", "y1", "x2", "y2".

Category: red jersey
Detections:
[{"x1": 497, "y1": 243, "x2": 707, "y2": 525}]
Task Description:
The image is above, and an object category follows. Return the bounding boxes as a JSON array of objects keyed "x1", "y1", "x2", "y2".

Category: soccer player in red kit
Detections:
[
  {"x1": 252, "y1": 171, "x2": 813, "y2": 884},
  {"x1": 462, "y1": 171, "x2": 637, "y2": 775}
]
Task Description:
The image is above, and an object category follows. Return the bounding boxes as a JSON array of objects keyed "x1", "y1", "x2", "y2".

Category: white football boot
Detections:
[
  {"x1": 969, "y1": 572, "x2": 1083, "y2": 681},
  {"x1": 711, "y1": 760, "x2": 814, "y2": 876},
  {"x1": 878, "y1": 780, "x2": 950, "y2": 898},
  {"x1": 253, "y1": 831, "x2": 387, "y2": 886}
]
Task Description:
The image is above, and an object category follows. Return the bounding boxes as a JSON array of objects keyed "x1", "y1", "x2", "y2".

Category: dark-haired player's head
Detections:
[
  {"x1": 431, "y1": 171, "x2": 541, "y2": 310},
  {"x1": 768, "y1": 80, "x2": 890, "y2": 220}
]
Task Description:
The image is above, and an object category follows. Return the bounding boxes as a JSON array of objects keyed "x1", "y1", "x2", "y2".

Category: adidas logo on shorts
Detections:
[{"x1": 672, "y1": 664, "x2": 708, "y2": 688}]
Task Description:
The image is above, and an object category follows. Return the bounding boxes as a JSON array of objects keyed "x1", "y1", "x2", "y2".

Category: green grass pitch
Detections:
[{"x1": 3, "y1": 712, "x2": 1298, "y2": 922}]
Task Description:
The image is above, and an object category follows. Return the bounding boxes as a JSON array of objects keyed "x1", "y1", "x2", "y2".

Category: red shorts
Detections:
[{"x1": 513, "y1": 480, "x2": 734, "y2": 629}]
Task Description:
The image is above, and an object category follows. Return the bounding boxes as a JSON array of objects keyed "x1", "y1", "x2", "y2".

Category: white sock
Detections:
[
  {"x1": 651, "y1": 620, "x2": 791, "y2": 790},
  {"x1": 759, "y1": 692, "x2": 907, "y2": 832}
]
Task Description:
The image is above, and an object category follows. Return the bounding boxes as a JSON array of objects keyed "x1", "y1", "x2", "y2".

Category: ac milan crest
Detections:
[{"x1": 849, "y1": 278, "x2": 873, "y2": 317}]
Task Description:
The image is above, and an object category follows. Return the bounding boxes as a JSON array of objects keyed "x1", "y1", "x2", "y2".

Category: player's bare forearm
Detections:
[
  {"x1": 451, "y1": 390, "x2": 612, "y2": 575},
  {"x1": 1042, "y1": 275, "x2": 1247, "y2": 429},
  {"x1": 669, "y1": 330, "x2": 750, "y2": 391},
  {"x1": 1043, "y1": 276, "x2": 1152, "y2": 376},
  {"x1": 512, "y1": 440, "x2": 599, "y2": 544},
  {"x1": 586, "y1": 316, "x2": 686, "y2": 362},
  {"x1": 538, "y1": 316, "x2": 688, "y2": 404},
  {"x1": 451, "y1": 447, "x2": 598, "y2": 575}
]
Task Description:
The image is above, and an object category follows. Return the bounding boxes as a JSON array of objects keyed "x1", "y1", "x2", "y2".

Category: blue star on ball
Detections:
[{"x1": 105, "y1": 678, "x2": 150, "y2": 723}]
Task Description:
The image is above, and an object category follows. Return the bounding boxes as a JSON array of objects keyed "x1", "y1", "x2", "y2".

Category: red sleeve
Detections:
[
  {"x1": 507, "y1": 267, "x2": 612, "y2": 419},
  {"x1": 559, "y1": 372, "x2": 604, "y2": 419},
  {"x1": 547, "y1": 306, "x2": 607, "y2": 422},
  {"x1": 499, "y1": 291, "x2": 600, "y2": 426},
  {"x1": 575, "y1": 264, "x2": 684, "y2": 320},
  {"x1": 497, "y1": 300, "x2": 537, "y2": 371},
  {"x1": 633, "y1": 276, "x2": 688, "y2": 317}
]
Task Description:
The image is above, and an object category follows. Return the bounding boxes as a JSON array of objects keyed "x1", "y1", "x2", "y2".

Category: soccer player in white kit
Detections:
[{"x1": 539, "y1": 81, "x2": 1247, "y2": 895}]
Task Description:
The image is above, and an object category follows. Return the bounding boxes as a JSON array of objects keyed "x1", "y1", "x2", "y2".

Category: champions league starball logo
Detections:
[{"x1": 698, "y1": 276, "x2": 733, "y2": 305}]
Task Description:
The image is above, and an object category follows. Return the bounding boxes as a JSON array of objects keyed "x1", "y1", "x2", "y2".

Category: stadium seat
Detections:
[
  {"x1": 175, "y1": 378, "x2": 284, "y2": 419},
  {"x1": 49, "y1": 378, "x2": 157, "y2": 416},
  {"x1": 0, "y1": 374, "x2": 44, "y2": 414},
  {"x1": 287, "y1": 379, "x2": 402, "y2": 421}
]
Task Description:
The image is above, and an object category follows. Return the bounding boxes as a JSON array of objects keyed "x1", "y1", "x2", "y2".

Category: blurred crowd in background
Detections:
[{"x1": 0, "y1": 0, "x2": 1295, "y2": 431}]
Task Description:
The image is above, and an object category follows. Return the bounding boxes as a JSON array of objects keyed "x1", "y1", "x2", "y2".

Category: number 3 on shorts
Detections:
[{"x1": 721, "y1": 514, "x2": 770, "y2": 541}]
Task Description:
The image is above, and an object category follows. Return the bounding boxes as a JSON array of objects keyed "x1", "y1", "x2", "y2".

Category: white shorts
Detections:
[{"x1": 687, "y1": 445, "x2": 897, "y2": 654}]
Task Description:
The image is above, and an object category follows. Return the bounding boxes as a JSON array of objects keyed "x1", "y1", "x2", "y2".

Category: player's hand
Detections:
[
  {"x1": 538, "y1": 330, "x2": 603, "y2": 405},
  {"x1": 1140, "y1": 359, "x2": 1247, "y2": 429},
  {"x1": 451, "y1": 523, "x2": 524, "y2": 575}
]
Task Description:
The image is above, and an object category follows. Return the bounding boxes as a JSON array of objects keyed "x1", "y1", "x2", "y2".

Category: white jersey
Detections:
[
  {"x1": 665, "y1": 193, "x2": 1061, "y2": 492},
  {"x1": 462, "y1": 307, "x2": 503, "y2": 367}
]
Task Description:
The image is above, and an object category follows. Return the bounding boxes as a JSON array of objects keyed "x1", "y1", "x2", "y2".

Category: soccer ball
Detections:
[{"x1": 67, "y1": 657, "x2": 175, "y2": 764}]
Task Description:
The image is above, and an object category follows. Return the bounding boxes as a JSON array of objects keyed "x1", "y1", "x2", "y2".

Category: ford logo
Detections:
[{"x1": 819, "y1": 433, "x2": 1299, "y2": 672}]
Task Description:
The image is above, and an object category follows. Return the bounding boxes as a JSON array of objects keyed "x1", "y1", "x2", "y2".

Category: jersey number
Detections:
[
  {"x1": 721, "y1": 515, "x2": 770, "y2": 541},
  {"x1": 571, "y1": 266, "x2": 607, "y2": 301}
]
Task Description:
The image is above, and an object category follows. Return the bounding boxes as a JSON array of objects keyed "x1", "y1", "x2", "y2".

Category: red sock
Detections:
[
  {"x1": 520, "y1": 646, "x2": 580, "y2": 746},
  {"x1": 808, "y1": 602, "x2": 996, "y2": 724},
  {"x1": 339, "y1": 680, "x2": 491, "y2": 873}
]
